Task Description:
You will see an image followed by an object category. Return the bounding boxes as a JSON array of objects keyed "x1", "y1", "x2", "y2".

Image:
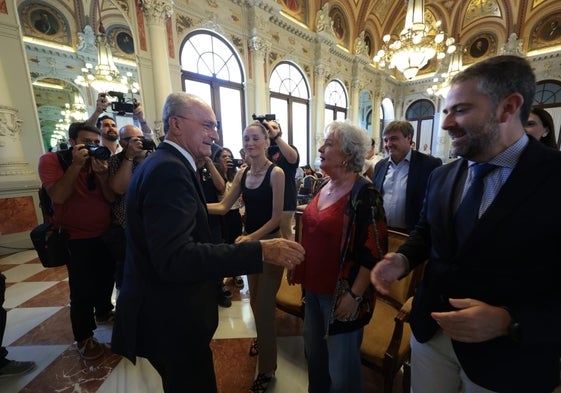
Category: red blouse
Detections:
[{"x1": 295, "y1": 192, "x2": 349, "y2": 294}]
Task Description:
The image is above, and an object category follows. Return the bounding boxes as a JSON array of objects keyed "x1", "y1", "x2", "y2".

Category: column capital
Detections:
[
  {"x1": 139, "y1": 0, "x2": 173, "y2": 25},
  {"x1": 249, "y1": 37, "x2": 271, "y2": 57}
]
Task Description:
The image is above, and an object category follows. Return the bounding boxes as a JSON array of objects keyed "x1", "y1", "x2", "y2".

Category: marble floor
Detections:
[{"x1": 0, "y1": 249, "x2": 398, "y2": 393}]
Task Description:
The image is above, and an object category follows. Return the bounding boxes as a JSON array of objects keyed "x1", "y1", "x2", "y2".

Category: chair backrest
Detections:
[{"x1": 381, "y1": 230, "x2": 425, "y2": 308}]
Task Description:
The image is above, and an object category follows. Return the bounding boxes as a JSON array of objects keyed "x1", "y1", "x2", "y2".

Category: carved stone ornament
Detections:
[
  {"x1": 0, "y1": 106, "x2": 33, "y2": 176},
  {"x1": 249, "y1": 37, "x2": 271, "y2": 56},
  {"x1": 139, "y1": 0, "x2": 173, "y2": 25}
]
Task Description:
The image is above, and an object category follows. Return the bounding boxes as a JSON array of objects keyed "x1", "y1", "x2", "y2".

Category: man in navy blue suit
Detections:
[
  {"x1": 373, "y1": 120, "x2": 441, "y2": 233},
  {"x1": 111, "y1": 93, "x2": 304, "y2": 393},
  {"x1": 372, "y1": 56, "x2": 561, "y2": 393}
]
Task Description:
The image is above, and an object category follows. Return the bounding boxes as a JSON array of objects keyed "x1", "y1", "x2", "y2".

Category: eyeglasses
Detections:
[{"x1": 174, "y1": 115, "x2": 218, "y2": 132}]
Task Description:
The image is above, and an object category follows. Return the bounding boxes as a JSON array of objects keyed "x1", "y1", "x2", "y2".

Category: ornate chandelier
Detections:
[
  {"x1": 373, "y1": 0, "x2": 457, "y2": 79},
  {"x1": 427, "y1": 45, "x2": 464, "y2": 97},
  {"x1": 74, "y1": 0, "x2": 132, "y2": 93}
]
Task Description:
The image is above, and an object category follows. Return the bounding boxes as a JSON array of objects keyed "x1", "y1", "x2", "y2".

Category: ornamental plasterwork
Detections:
[
  {"x1": 463, "y1": 0, "x2": 501, "y2": 27},
  {"x1": 114, "y1": 0, "x2": 130, "y2": 16},
  {"x1": 139, "y1": 0, "x2": 173, "y2": 25},
  {"x1": 176, "y1": 13, "x2": 193, "y2": 34},
  {"x1": 249, "y1": 36, "x2": 270, "y2": 56},
  {"x1": 0, "y1": 107, "x2": 23, "y2": 149},
  {"x1": 198, "y1": 11, "x2": 225, "y2": 36}
]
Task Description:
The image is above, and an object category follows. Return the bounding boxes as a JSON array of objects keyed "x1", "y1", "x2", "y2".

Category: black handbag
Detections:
[{"x1": 30, "y1": 222, "x2": 70, "y2": 268}]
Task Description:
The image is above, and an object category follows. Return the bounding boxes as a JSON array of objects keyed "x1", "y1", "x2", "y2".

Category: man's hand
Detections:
[
  {"x1": 370, "y1": 252, "x2": 408, "y2": 295},
  {"x1": 91, "y1": 157, "x2": 109, "y2": 175},
  {"x1": 431, "y1": 298, "x2": 511, "y2": 343},
  {"x1": 133, "y1": 99, "x2": 145, "y2": 122},
  {"x1": 125, "y1": 136, "x2": 145, "y2": 160},
  {"x1": 260, "y1": 238, "x2": 304, "y2": 270},
  {"x1": 71, "y1": 145, "x2": 89, "y2": 168},
  {"x1": 96, "y1": 93, "x2": 111, "y2": 113}
]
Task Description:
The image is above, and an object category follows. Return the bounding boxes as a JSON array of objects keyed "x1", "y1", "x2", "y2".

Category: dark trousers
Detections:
[
  {"x1": 148, "y1": 348, "x2": 217, "y2": 393},
  {"x1": 67, "y1": 237, "x2": 115, "y2": 342},
  {"x1": 0, "y1": 274, "x2": 8, "y2": 367}
]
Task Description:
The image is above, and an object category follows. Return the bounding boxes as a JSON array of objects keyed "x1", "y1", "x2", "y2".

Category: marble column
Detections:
[
  {"x1": 249, "y1": 36, "x2": 271, "y2": 115},
  {"x1": 139, "y1": 0, "x2": 173, "y2": 118},
  {"x1": 312, "y1": 64, "x2": 327, "y2": 169},
  {"x1": 350, "y1": 79, "x2": 360, "y2": 122}
]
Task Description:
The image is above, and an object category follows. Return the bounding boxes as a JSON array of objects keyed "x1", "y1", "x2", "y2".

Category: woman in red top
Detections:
[{"x1": 291, "y1": 121, "x2": 387, "y2": 393}]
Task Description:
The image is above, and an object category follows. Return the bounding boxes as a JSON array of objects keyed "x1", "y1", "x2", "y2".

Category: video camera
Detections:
[
  {"x1": 108, "y1": 91, "x2": 138, "y2": 115},
  {"x1": 252, "y1": 113, "x2": 276, "y2": 123}
]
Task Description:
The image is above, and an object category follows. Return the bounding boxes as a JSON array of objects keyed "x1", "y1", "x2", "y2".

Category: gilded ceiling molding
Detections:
[
  {"x1": 463, "y1": 0, "x2": 501, "y2": 28},
  {"x1": 139, "y1": 0, "x2": 173, "y2": 25}
]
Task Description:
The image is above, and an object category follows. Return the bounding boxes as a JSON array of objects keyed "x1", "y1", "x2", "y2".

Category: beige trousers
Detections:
[{"x1": 248, "y1": 230, "x2": 284, "y2": 374}]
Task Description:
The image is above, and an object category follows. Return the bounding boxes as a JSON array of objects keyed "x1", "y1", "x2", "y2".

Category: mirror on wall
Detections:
[{"x1": 32, "y1": 78, "x2": 88, "y2": 151}]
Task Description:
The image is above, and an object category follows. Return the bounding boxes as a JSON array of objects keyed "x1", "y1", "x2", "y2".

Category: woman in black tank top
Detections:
[{"x1": 208, "y1": 121, "x2": 285, "y2": 392}]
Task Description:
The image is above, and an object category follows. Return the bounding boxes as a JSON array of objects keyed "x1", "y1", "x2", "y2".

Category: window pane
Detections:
[
  {"x1": 336, "y1": 110, "x2": 346, "y2": 121},
  {"x1": 270, "y1": 97, "x2": 288, "y2": 133},
  {"x1": 292, "y1": 102, "x2": 308, "y2": 165},
  {"x1": 184, "y1": 80, "x2": 212, "y2": 105},
  {"x1": 324, "y1": 80, "x2": 347, "y2": 107},
  {"x1": 219, "y1": 87, "x2": 243, "y2": 157}
]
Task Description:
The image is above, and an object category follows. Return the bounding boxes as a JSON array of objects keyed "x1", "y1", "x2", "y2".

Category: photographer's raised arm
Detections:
[
  {"x1": 133, "y1": 99, "x2": 154, "y2": 139},
  {"x1": 85, "y1": 93, "x2": 110, "y2": 128}
]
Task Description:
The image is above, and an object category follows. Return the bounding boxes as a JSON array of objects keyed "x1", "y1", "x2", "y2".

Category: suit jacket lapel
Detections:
[
  {"x1": 158, "y1": 143, "x2": 207, "y2": 207},
  {"x1": 476, "y1": 141, "x2": 547, "y2": 235}
]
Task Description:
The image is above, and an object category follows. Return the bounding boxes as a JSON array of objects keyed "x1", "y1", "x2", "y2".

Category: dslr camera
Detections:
[
  {"x1": 139, "y1": 136, "x2": 156, "y2": 151},
  {"x1": 232, "y1": 158, "x2": 244, "y2": 168},
  {"x1": 252, "y1": 113, "x2": 276, "y2": 123},
  {"x1": 81, "y1": 145, "x2": 111, "y2": 161}
]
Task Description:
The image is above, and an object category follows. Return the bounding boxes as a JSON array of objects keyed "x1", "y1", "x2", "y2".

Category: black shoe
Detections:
[
  {"x1": 218, "y1": 295, "x2": 232, "y2": 308},
  {"x1": 222, "y1": 285, "x2": 233, "y2": 299},
  {"x1": 0, "y1": 360, "x2": 36, "y2": 378},
  {"x1": 234, "y1": 276, "x2": 244, "y2": 288}
]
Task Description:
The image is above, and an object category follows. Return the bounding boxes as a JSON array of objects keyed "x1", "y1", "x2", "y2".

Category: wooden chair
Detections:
[
  {"x1": 275, "y1": 206, "x2": 306, "y2": 319},
  {"x1": 360, "y1": 230, "x2": 424, "y2": 393}
]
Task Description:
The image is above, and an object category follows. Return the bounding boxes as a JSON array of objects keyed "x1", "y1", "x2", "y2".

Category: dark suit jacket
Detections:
[
  {"x1": 373, "y1": 150, "x2": 442, "y2": 232},
  {"x1": 400, "y1": 138, "x2": 561, "y2": 392},
  {"x1": 111, "y1": 142, "x2": 263, "y2": 391}
]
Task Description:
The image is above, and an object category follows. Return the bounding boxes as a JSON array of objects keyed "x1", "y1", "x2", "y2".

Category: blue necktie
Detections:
[{"x1": 455, "y1": 163, "x2": 496, "y2": 247}]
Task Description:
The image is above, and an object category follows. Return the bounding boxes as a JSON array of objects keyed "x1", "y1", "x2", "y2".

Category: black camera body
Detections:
[
  {"x1": 232, "y1": 158, "x2": 244, "y2": 167},
  {"x1": 139, "y1": 136, "x2": 156, "y2": 151},
  {"x1": 81, "y1": 145, "x2": 111, "y2": 161},
  {"x1": 108, "y1": 91, "x2": 137, "y2": 115},
  {"x1": 252, "y1": 113, "x2": 276, "y2": 123}
]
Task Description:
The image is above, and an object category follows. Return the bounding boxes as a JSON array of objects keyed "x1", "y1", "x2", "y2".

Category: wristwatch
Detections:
[
  {"x1": 502, "y1": 307, "x2": 521, "y2": 343},
  {"x1": 347, "y1": 289, "x2": 363, "y2": 303}
]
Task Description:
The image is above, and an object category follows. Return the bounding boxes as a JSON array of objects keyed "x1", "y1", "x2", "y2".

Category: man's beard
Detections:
[
  {"x1": 451, "y1": 115, "x2": 499, "y2": 160},
  {"x1": 104, "y1": 131, "x2": 118, "y2": 142}
]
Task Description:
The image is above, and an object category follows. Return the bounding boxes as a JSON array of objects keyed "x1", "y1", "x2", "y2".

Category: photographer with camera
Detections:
[
  {"x1": 107, "y1": 124, "x2": 156, "y2": 290},
  {"x1": 86, "y1": 93, "x2": 155, "y2": 154},
  {"x1": 38, "y1": 122, "x2": 116, "y2": 361},
  {"x1": 255, "y1": 116, "x2": 299, "y2": 240}
]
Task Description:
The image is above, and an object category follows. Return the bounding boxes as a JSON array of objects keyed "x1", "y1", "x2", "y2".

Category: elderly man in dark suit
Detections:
[
  {"x1": 373, "y1": 120, "x2": 442, "y2": 233},
  {"x1": 372, "y1": 55, "x2": 561, "y2": 393},
  {"x1": 111, "y1": 92, "x2": 305, "y2": 393}
]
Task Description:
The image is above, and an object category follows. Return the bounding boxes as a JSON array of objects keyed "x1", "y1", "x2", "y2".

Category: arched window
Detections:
[
  {"x1": 180, "y1": 30, "x2": 246, "y2": 156},
  {"x1": 534, "y1": 80, "x2": 561, "y2": 148},
  {"x1": 324, "y1": 80, "x2": 347, "y2": 122},
  {"x1": 269, "y1": 62, "x2": 310, "y2": 165},
  {"x1": 406, "y1": 99, "x2": 435, "y2": 155}
]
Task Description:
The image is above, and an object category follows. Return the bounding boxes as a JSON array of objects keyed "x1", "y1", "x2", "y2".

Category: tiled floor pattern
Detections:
[{"x1": 0, "y1": 250, "x2": 400, "y2": 393}]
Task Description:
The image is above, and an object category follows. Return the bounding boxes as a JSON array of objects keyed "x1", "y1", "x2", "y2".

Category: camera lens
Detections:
[
  {"x1": 83, "y1": 145, "x2": 111, "y2": 160},
  {"x1": 139, "y1": 137, "x2": 156, "y2": 151}
]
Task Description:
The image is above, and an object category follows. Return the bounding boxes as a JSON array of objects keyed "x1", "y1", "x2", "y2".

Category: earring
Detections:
[{"x1": 542, "y1": 132, "x2": 549, "y2": 138}]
